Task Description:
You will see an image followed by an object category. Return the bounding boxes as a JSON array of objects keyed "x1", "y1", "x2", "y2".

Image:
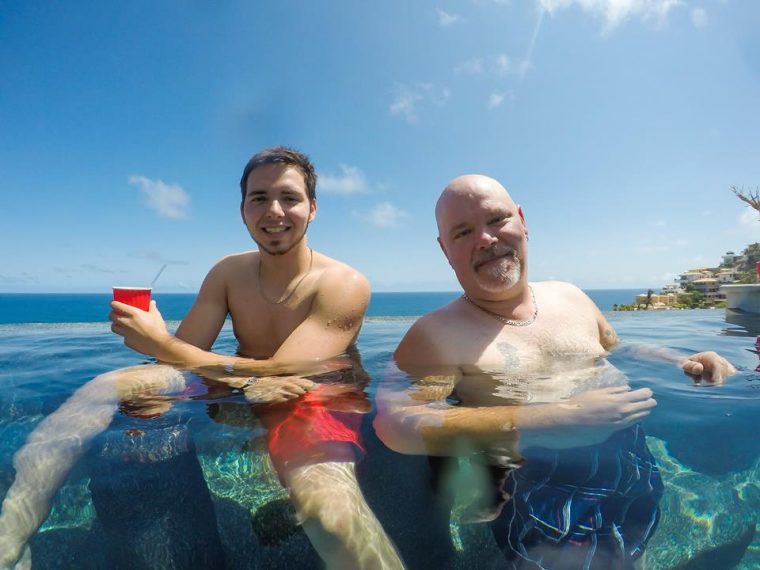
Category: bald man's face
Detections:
[{"x1": 436, "y1": 177, "x2": 528, "y2": 295}]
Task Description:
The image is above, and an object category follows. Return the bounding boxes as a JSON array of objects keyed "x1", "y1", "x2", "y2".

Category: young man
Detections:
[
  {"x1": 0, "y1": 147, "x2": 403, "y2": 569},
  {"x1": 374, "y1": 174, "x2": 735, "y2": 569}
]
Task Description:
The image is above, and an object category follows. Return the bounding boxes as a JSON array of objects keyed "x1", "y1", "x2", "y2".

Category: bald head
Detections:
[{"x1": 435, "y1": 175, "x2": 516, "y2": 236}]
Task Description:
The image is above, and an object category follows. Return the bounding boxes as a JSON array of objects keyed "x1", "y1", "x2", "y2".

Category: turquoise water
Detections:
[{"x1": 0, "y1": 302, "x2": 758, "y2": 568}]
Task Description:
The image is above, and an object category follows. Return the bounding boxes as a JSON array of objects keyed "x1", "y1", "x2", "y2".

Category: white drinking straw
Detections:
[{"x1": 150, "y1": 263, "x2": 168, "y2": 288}]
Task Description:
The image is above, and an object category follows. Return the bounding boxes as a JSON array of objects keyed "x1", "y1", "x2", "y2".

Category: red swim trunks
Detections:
[{"x1": 255, "y1": 384, "x2": 366, "y2": 481}]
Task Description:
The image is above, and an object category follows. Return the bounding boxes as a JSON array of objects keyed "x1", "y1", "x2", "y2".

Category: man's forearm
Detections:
[
  {"x1": 375, "y1": 399, "x2": 581, "y2": 458},
  {"x1": 612, "y1": 342, "x2": 683, "y2": 364},
  {"x1": 156, "y1": 335, "x2": 348, "y2": 380},
  {"x1": 375, "y1": 402, "x2": 527, "y2": 457},
  {"x1": 154, "y1": 335, "x2": 285, "y2": 375}
]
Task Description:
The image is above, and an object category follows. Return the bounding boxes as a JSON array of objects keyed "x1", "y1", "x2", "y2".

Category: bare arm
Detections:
[
  {"x1": 374, "y1": 318, "x2": 655, "y2": 458},
  {"x1": 111, "y1": 263, "x2": 369, "y2": 376},
  {"x1": 586, "y1": 285, "x2": 736, "y2": 383}
]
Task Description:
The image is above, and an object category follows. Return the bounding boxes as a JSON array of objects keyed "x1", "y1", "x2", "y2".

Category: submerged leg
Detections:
[
  {"x1": 285, "y1": 461, "x2": 405, "y2": 570},
  {"x1": 0, "y1": 365, "x2": 186, "y2": 568}
]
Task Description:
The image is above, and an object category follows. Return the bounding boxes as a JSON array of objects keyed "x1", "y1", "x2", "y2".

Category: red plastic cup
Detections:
[{"x1": 113, "y1": 287, "x2": 152, "y2": 311}]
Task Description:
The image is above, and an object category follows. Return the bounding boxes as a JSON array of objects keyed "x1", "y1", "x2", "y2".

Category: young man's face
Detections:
[{"x1": 241, "y1": 164, "x2": 316, "y2": 255}]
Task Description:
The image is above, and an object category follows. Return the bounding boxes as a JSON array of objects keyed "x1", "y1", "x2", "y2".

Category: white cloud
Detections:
[
  {"x1": 421, "y1": 83, "x2": 452, "y2": 107},
  {"x1": 319, "y1": 164, "x2": 370, "y2": 194},
  {"x1": 457, "y1": 53, "x2": 530, "y2": 77},
  {"x1": 691, "y1": 7, "x2": 707, "y2": 29},
  {"x1": 653, "y1": 219, "x2": 667, "y2": 227},
  {"x1": 389, "y1": 87, "x2": 423, "y2": 124},
  {"x1": 365, "y1": 202, "x2": 409, "y2": 228},
  {"x1": 494, "y1": 53, "x2": 512, "y2": 74},
  {"x1": 488, "y1": 93, "x2": 506, "y2": 108},
  {"x1": 537, "y1": 0, "x2": 683, "y2": 32},
  {"x1": 389, "y1": 83, "x2": 450, "y2": 124},
  {"x1": 438, "y1": 9, "x2": 461, "y2": 26},
  {"x1": 129, "y1": 175, "x2": 191, "y2": 219},
  {"x1": 454, "y1": 57, "x2": 484, "y2": 75}
]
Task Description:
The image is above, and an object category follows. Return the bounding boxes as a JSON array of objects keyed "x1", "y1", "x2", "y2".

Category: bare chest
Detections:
[
  {"x1": 457, "y1": 314, "x2": 604, "y2": 375},
  {"x1": 226, "y1": 284, "x2": 315, "y2": 358}
]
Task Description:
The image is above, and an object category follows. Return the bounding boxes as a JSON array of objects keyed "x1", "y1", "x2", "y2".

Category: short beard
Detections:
[
  {"x1": 255, "y1": 223, "x2": 309, "y2": 256},
  {"x1": 473, "y1": 252, "x2": 522, "y2": 293}
]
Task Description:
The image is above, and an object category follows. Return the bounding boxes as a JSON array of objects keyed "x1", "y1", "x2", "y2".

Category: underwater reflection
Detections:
[{"x1": 375, "y1": 356, "x2": 663, "y2": 569}]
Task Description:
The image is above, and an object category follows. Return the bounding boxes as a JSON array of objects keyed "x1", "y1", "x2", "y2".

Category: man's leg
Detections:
[
  {"x1": 285, "y1": 461, "x2": 404, "y2": 570},
  {"x1": 0, "y1": 365, "x2": 186, "y2": 568}
]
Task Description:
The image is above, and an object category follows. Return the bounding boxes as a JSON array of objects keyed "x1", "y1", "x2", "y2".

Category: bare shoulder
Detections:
[
  {"x1": 534, "y1": 281, "x2": 617, "y2": 348},
  {"x1": 533, "y1": 280, "x2": 589, "y2": 301},
  {"x1": 212, "y1": 250, "x2": 257, "y2": 273},
  {"x1": 308, "y1": 252, "x2": 370, "y2": 330},
  {"x1": 394, "y1": 299, "x2": 465, "y2": 370},
  {"x1": 313, "y1": 253, "x2": 370, "y2": 303}
]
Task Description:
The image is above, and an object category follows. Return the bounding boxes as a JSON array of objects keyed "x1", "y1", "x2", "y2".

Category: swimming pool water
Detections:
[{"x1": 0, "y1": 309, "x2": 758, "y2": 568}]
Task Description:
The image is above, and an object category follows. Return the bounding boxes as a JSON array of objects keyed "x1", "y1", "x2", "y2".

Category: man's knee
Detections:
[
  {"x1": 90, "y1": 364, "x2": 185, "y2": 399},
  {"x1": 286, "y1": 461, "x2": 362, "y2": 535}
]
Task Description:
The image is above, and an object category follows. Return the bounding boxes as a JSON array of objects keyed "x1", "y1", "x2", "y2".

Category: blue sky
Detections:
[{"x1": 1, "y1": 0, "x2": 758, "y2": 293}]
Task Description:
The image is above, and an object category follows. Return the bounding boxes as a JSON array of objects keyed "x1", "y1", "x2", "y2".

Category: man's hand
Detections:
[
  {"x1": 680, "y1": 352, "x2": 736, "y2": 384},
  {"x1": 243, "y1": 376, "x2": 316, "y2": 405},
  {"x1": 522, "y1": 386, "x2": 656, "y2": 450},
  {"x1": 110, "y1": 300, "x2": 172, "y2": 357}
]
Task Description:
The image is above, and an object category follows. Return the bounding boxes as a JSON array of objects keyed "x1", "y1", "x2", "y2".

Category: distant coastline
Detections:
[{"x1": 616, "y1": 242, "x2": 760, "y2": 311}]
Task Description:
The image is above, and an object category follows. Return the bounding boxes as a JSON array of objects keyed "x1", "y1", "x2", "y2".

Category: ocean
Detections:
[
  {"x1": 0, "y1": 289, "x2": 643, "y2": 324},
  {"x1": 0, "y1": 292, "x2": 758, "y2": 568}
]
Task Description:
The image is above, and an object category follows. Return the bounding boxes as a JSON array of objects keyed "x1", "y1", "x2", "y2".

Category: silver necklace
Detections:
[
  {"x1": 462, "y1": 285, "x2": 538, "y2": 327},
  {"x1": 258, "y1": 248, "x2": 313, "y2": 305}
]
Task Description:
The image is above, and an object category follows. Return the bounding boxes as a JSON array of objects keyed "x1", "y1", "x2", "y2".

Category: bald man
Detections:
[{"x1": 375, "y1": 175, "x2": 735, "y2": 569}]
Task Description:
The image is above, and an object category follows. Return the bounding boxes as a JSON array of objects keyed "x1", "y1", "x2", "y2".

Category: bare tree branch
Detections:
[{"x1": 731, "y1": 185, "x2": 760, "y2": 214}]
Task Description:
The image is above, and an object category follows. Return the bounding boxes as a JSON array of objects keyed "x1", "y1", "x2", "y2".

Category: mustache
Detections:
[{"x1": 473, "y1": 246, "x2": 517, "y2": 271}]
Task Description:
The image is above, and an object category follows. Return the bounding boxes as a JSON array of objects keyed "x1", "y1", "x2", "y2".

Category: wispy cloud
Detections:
[
  {"x1": 690, "y1": 8, "x2": 707, "y2": 29},
  {"x1": 129, "y1": 251, "x2": 190, "y2": 265},
  {"x1": 438, "y1": 9, "x2": 461, "y2": 26},
  {"x1": 0, "y1": 274, "x2": 34, "y2": 284},
  {"x1": 129, "y1": 175, "x2": 191, "y2": 219},
  {"x1": 455, "y1": 54, "x2": 530, "y2": 77},
  {"x1": 319, "y1": 164, "x2": 370, "y2": 194},
  {"x1": 492, "y1": 53, "x2": 531, "y2": 76},
  {"x1": 359, "y1": 202, "x2": 410, "y2": 228},
  {"x1": 538, "y1": 0, "x2": 683, "y2": 32},
  {"x1": 454, "y1": 57, "x2": 484, "y2": 75},
  {"x1": 389, "y1": 87, "x2": 424, "y2": 124},
  {"x1": 80, "y1": 263, "x2": 121, "y2": 274},
  {"x1": 389, "y1": 83, "x2": 451, "y2": 124},
  {"x1": 488, "y1": 93, "x2": 507, "y2": 108}
]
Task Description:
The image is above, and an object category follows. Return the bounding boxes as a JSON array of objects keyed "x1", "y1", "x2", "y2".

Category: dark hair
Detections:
[{"x1": 240, "y1": 146, "x2": 317, "y2": 203}]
